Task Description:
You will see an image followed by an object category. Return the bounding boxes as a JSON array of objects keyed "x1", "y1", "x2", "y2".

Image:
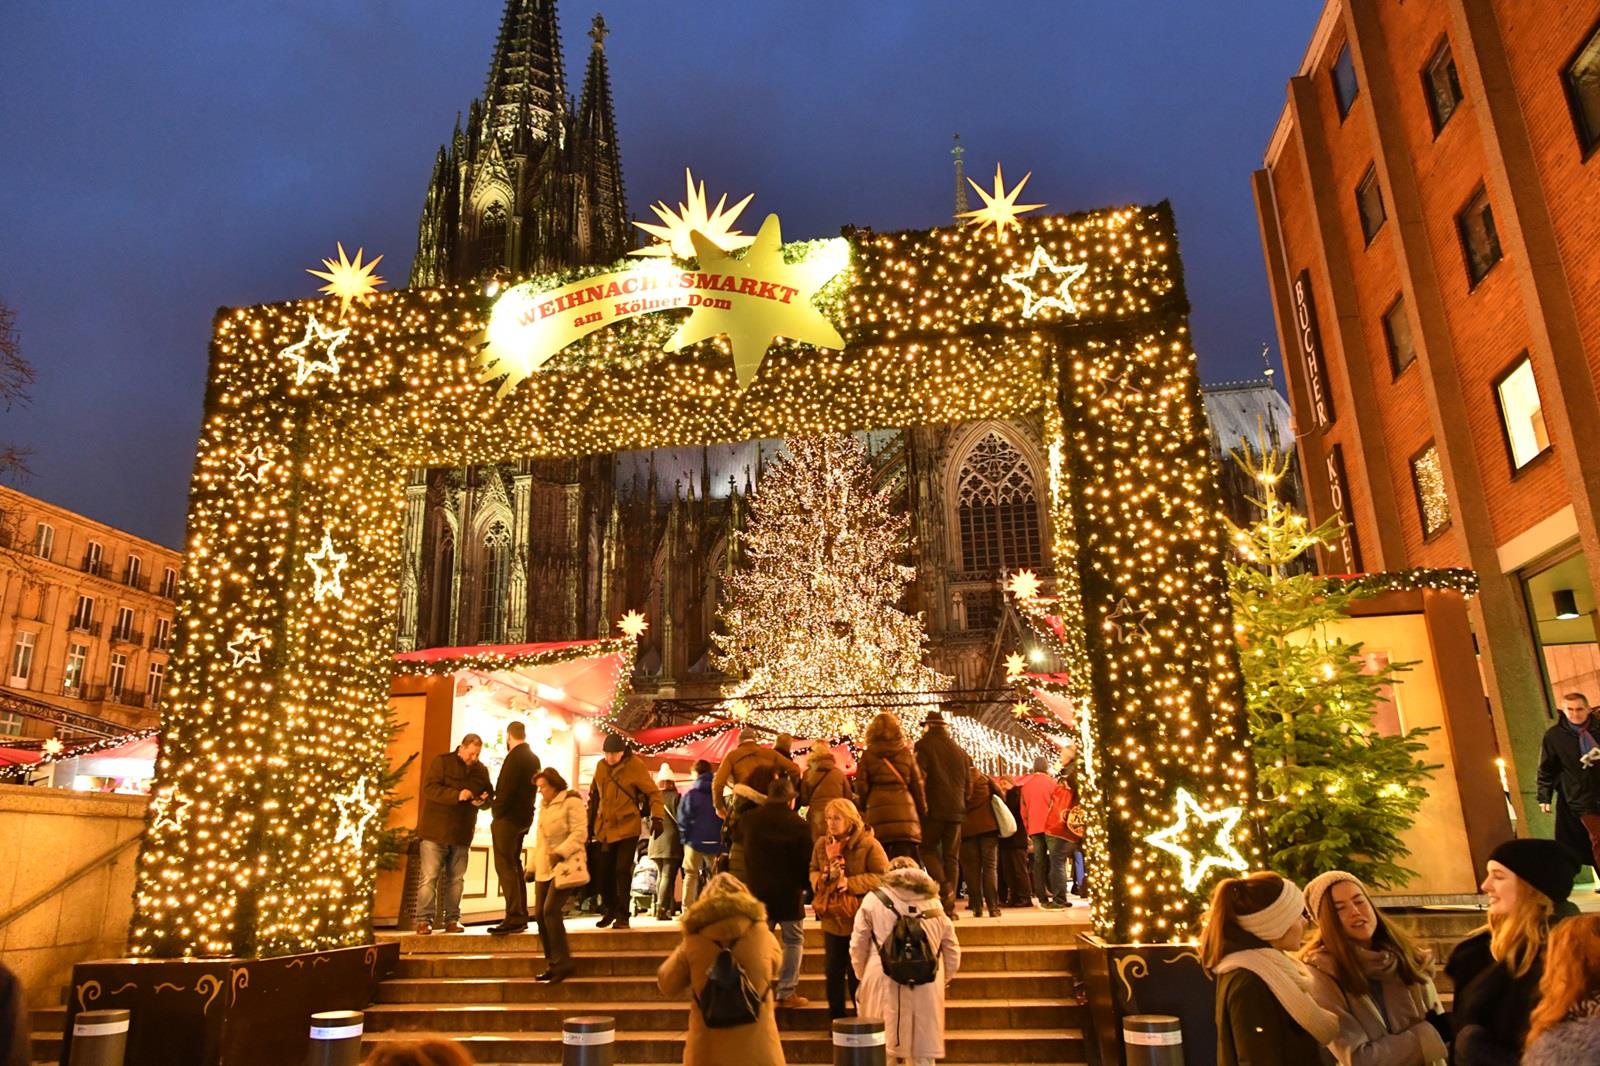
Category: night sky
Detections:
[{"x1": 1, "y1": 1, "x2": 1321, "y2": 549}]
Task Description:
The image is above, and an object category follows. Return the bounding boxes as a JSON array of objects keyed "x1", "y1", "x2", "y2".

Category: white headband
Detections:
[{"x1": 1236, "y1": 880, "x2": 1305, "y2": 942}]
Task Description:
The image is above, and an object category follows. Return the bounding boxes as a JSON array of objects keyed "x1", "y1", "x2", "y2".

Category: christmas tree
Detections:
[
  {"x1": 1228, "y1": 443, "x2": 1438, "y2": 887},
  {"x1": 712, "y1": 433, "x2": 951, "y2": 740}
]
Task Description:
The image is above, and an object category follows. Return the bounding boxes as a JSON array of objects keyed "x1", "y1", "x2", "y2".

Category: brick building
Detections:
[
  {"x1": 0, "y1": 484, "x2": 180, "y2": 740},
  {"x1": 1253, "y1": 0, "x2": 1600, "y2": 821}
]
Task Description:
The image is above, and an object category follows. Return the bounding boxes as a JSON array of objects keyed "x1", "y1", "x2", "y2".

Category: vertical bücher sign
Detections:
[
  {"x1": 1325, "y1": 444, "x2": 1362, "y2": 574},
  {"x1": 1293, "y1": 269, "x2": 1333, "y2": 429}
]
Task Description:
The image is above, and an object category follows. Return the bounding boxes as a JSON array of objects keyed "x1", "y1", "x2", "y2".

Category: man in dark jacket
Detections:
[
  {"x1": 915, "y1": 709, "x2": 972, "y2": 914},
  {"x1": 416, "y1": 733, "x2": 493, "y2": 934},
  {"x1": 737, "y1": 776, "x2": 813, "y2": 1008},
  {"x1": 1538, "y1": 691, "x2": 1600, "y2": 879},
  {"x1": 676, "y1": 759, "x2": 723, "y2": 908},
  {"x1": 488, "y1": 721, "x2": 541, "y2": 935}
]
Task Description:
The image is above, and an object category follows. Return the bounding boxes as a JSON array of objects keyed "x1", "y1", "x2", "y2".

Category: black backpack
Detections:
[
  {"x1": 695, "y1": 937, "x2": 764, "y2": 1028},
  {"x1": 871, "y1": 888, "x2": 940, "y2": 986}
]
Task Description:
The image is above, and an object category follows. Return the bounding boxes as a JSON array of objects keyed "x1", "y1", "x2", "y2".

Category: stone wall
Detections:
[{"x1": 0, "y1": 784, "x2": 146, "y2": 1007}]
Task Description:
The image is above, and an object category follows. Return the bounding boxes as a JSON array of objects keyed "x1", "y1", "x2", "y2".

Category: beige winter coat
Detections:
[
  {"x1": 657, "y1": 888, "x2": 786, "y2": 1066},
  {"x1": 850, "y1": 865, "x2": 961, "y2": 1060},
  {"x1": 1302, "y1": 947, "x2": 1448, "y2": 1066},
  {"x1": 530, "y1": 790, "x2": 588, "y2": 885}
]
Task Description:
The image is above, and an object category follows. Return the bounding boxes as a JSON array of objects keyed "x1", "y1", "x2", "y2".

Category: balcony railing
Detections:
[
  {"x1": 81, "y1": 558, "x2": 106, "y2": 578},
  {"x1": 81, "y1": 685, "x2": 146, "y2": 708},
  {"x1": 122, "y1": 574, "x2": 149, "y2": 593},
  {"x1": 148, "y1": 631, "x2": 173, "y2": 651},
  {"x1": 110, "y1": 628, "x2": 144, "y2": 646},
  {"x1": 68, "y1": 619, "x2": 102, "y2": 637}
]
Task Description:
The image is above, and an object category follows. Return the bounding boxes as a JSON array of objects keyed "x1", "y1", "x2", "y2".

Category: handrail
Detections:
[{"x1": 0, "y1": 831, "x2": 141, "y2": 933}]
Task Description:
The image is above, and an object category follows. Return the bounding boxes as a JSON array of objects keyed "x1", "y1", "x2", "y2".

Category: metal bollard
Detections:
[
  {"x1": 68, "y1": 1008, "x2": 130, "y2": 1066},
  {"x1": 832, "y1": 1016, "x2": 887, "y2": 1066},
  {"x1": 1122, "y1": 1013, "x2": 1184, "y2": 1066},
  {"x1": 305, "y1": 1009, "x2": 364, "y2": 1066},
  {"x1": 562, "y1": 1015, "x2": 615, "y2": 1066}
]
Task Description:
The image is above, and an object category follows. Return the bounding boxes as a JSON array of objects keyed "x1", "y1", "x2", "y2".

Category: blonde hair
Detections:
[
  {"x1": 1488, "y1": 883, "x2": 1557, "y2": 979},
  {"x1": 1526, "y1": 914, "x2": 1600, "y2": 1049},
  {"x1": 864, "y1": 712, "x2": 904, "y2": 745},
  {"x1": 701, "y1": 872, "x2": 751, "y2": 899},
  {"x1": 824, "y1": 797, "x2": 863, "y2": 831},
  {"x1": 1199, "y1": 872, "x2": 1292, "y2": 973}
]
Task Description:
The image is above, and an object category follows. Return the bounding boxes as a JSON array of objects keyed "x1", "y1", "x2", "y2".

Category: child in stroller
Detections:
[{"x1": 628, "y1": 840, "x2": 657, "y2": 917}]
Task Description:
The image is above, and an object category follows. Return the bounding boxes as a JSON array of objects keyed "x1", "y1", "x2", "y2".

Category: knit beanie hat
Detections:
[
  {"x1": 602, "y1": 732, "x2": 626, "y2": 754},
  {"x1": 1304, "y1": 870, "x2": 1365, "y2": 923},
  {"x1": 1488, "y1": 838, "x2": 1579, "y2": 904}
]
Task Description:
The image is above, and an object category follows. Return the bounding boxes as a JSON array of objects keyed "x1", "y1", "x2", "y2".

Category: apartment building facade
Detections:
[
  {"x1": 1253, "y1": 0, "x2": 1600, "y2": 821},
  {"x1": 0, "y1": 485, "x2": 180, "y2": 739}
]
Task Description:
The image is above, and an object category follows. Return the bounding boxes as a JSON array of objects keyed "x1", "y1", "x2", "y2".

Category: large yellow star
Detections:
[
  {"x1": 665, "y1": 214, "x2": 847, "y2": 390},
  {"x1": 1003, "y1": 245, "x2": 1088, "y2": 319},
  {"x1": 958, "y1": 164, "x2": 1045, "y2": 242},
  {"x1": 306, "y1": 243, "x2": 385, "y2": 320}
]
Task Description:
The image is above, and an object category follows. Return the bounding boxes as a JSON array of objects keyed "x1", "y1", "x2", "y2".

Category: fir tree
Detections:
[
  {"x1": 712, "y1": 433, "x2": 950, "y2": 740},
  {"x1": 1228, "y1": 443, "x2": 1439, "y2": 887}
]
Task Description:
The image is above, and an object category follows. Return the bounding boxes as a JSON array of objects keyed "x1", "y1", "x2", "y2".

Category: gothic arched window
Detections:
[
  {"x1": 956, "y1": 432, "x2": 1043, "y2": 572},
  {"x1": 431, "y1": 529, "x2": 455, "y2": 646},
  {"x1": 475, "y1": 203, "x2": 509, "y2": 272},
  {"x1": 477, "y1": 521, "x2": 511, "y2": 644}
]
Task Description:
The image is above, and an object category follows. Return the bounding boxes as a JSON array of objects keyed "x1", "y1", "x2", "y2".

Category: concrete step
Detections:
[{"x1": 29, "y1": 1006, "x2": 63, "y2": 1064}]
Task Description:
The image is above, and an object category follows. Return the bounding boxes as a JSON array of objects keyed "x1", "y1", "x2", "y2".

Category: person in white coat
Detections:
[
  {"x1": 528, "y1": 768, "x2": 588, "y2": 982},
  {"x1": 850, "y1": 856, "x2": 961, "y2": 1066}
]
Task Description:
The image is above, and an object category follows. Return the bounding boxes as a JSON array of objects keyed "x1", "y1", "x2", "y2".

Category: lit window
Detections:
[
  {"x1": 1382, "y1": 297, "x2": 1416, "y2": 376},
  {"x1": 1356, "y1": 166, "x2": 1386, "y2": 244},
  {"x1": 1424, "y1": 41, "x2": 1463, "y2": 133},
  {"x1": 126, "y1": 554, "x2": 142, "y2": 588},
  {"x1": 1410, "y1": 444, "x2": 1452, "y2": 539},
  {"x1": 1565, "y1": 21, "x2": 1600, "y2": 154},
  {"x1": 64, "y1": 642, "x2": 88, "y2": 694},
  {"x1": 32, "y1": 522, "x2": 54, "y2": 560},
  {"x1": 1333, "y1": 45, "x2": 1360, "y2": 119},
  {"x1": 9, "y1": 632, "x2": 36, "y2": 685},
  {"x1": 1494, "y1": 354, "x2": 1551, "y2": 470},
  {"x1": 1458, "y1": 187, "x2": 1503, "y2": 287},
  {"x1": 956, "y1": 432, "x2": 1043, "y2": 573}
]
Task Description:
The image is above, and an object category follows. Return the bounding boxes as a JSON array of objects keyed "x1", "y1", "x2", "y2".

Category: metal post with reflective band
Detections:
[
  {"x1": 1122, "y1": 1013, "x2": 1184, "y2": 1066},
  {"x1": 68, "y1": 1008, "x2": 130, "y2": 1066},
  {"x1": 832, "y1": 1017, "x2": 887, "y2": 1066},
  {"x1": 305, "y1": 1009, "x2": 363, "y2": 1066},
  {"x1": 562, "y1": 1015, "x2": 615, "y2": 1066}
]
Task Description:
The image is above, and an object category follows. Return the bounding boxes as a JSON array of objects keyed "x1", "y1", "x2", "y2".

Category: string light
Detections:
[
  {"x1": 1144, "y1": 788, "x2": 1248, "y2": 892},
  {"x1": 278, "y1": 314, "x2": 349, "y2": 385}
]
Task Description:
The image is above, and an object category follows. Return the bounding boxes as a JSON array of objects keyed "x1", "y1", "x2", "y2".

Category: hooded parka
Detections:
[
  {"x1": 849, "y1": 865, "x2": 961, "y2": 1061},
  {"x1": 799, "y1": 750, "x2": 850, "y2": 839},
  {"x1": 855, "y1": 741, "x2": 928, "y2": 846},
  {"x1": 657, "y1": 887, "x2": 786, "y2": 1066}
]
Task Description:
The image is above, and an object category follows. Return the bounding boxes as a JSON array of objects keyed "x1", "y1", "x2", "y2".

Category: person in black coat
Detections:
[
  {"x1": 1537, "y1": 692, "x2": 1600, "y2": 880},
  {"x1": 416, "y1": 734, "x2": 494, "y2": 934},
  {"x1": 736, "y1": 775, "x2": 813, "y2": 1009},
  {"x1": 1446, "y1": 837, "x2": 1580, "y2": 1065},
  {"x1": 489, "y1": 721, "x2": 541, "y2": 935},
  {"x1": 0, "y1": 961, "x2": 28, "y2": 1066}
]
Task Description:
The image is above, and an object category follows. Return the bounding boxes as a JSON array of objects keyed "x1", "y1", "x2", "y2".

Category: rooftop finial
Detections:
[
  {"x1": 952, "y1": 133, "x2": 969, "y2": 217},
  {"x1": 589, "y1": 13, "x2": 609, "y2": 50},
  {"x1": 1260, "y1": 342, "x2": 1276, "y2": 381}
]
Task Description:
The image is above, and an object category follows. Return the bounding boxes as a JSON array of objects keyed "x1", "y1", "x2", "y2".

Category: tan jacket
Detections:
[
  {"x1": 589, "y1": 752, "x2": 666, "y2": 845},
  {"x1": 1302, "y1": 947, "x2": 1448, "y2": 1066},
  {"x1": 798, "y1": 750, "x2": 851, "y2": 839},
  {"x1": 657, "y1": 889, "x2": 786, "y2": 1066},
  {"x1": 808, "y1": 824, "x2": 889, "y2": 936},
  {"x1": 530, "y1": 790, "x2": 587, "y2": 884},
  {"x1": 711, "y1": 741, "x2": 801, "y2": 816}
]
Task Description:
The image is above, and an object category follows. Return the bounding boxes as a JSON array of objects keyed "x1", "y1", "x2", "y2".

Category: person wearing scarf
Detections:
[
  {"x1": 1200, "y1": 872, "x2": 1342, "y2": 1066},
  {"x1": 1300, "y1": 871, "x2": 1450, "y2": 1066},
  {"x1": 1537, "y1": 692, "x2": 1600, "y2": 881}
]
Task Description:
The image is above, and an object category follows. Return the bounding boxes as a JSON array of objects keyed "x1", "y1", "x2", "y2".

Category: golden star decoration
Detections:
[
  {"x1": 958, "y1": 163, "x2": 1045, "y2": 241},
  {"x1": 618, "y1": 610, "x2": 649, "y2": 639},
  {"x1": 632, "y1": 168, "x2": 757, "y2": 260},
  {"x1": 149, "y1": 786, "x2": 195, "y2": 835},
  {"x1": 1104, "y1": 597, "x2": 1152, "y2": 643},
  {"x1": 665, "y1": 214, "x2": 848, "y2": 390},
  {"x1": 227, "y1": 627, "x2": 269, "y2": 669},
  {"x1": 42, "y1": 737, "x2": 65, "y2": 757},
  {"x1": 234, "y1": 445, "x2": 273, "y2": 484},
  {"x1": 305, "y1": 532, "x2": 349, "y2": 603},
  {"x1": 1145, "y1": 788, "x2": 1248, "y2": 892},
  {"x1": 1003, "y1": 245, "x2": 1088, "y2": 320},
  {"x1": 1007, "y1": 569, "x2": 1044, "y2": 602},
  {"x1": 1004, "y1": 652, "x2": 1028, "y2": 681},
  {"x1": 279, "y1": 314, "x2": 350, "y2": 386},
  {"x1": 306, "y1": 243, "x2": 385, "y2": 320},
  {"x1": 1012, "y1": 701, "x2": 1033, "y2": 719}
]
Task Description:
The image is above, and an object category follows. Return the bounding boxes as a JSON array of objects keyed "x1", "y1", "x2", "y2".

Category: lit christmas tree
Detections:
[
  {"x1": 712, "y1": 433, "x2": 952, "y2": 740},
  {"x1": 1228, "y1": 443, "x2": 1438, "y2": 887}
]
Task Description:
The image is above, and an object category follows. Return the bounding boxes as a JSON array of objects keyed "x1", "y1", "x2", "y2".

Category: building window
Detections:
[
  {"x1": 956, "y1": 431, "x2": 1044, "y2": 573},
  {"x1": 1356, "y1": 166, "x2": 1386, "y2": 244},
  {"x1": 477, "y1": 521, "x2": 511, "y2": 644},
  {"x1": 1333, "y1": 44, "x2": 1360, "y2": 119},
  {"x1": 475, "y1": 203, "x2": 509, "y2": 273},
  {"x1": 0, "y1": 713, "x2": 20, "y2": 737},
  {"x1": 64, "y1": 642, "x2": 88, "y2": 694},
  {"x1": 71, "y1": 595, "x2": 95, "y2": 632},
  {"x1": 32, "y1": 522, "x2": 54, "y2": 560},
  {"x1": 1423, "y1": 40, "x2": 1463, "y2": 133},
  {"x1": 84, "y1": 540, "x2": 104, "y2": 577},
  {"x1": 431, "y1": 530, "x2": 455, "y2": 645},
  {"x1": 1382, "y1": 297, "x2": 1416, "y2": 376},
  {"x1": 147, "y1": 661, "x2": 166, "y2": 705},
  {"x1": 1458, "y1": 187, "x2": 1503, "y2": 287},
  {"x1": 1410, "y1": 443, "x2": 1452, "y2": 539},
  {"x1": 160, "y1": 567, "x2": 177, "y2": 599},
  {"x1": 1493, "y1": 354, "x2": 1551, "y2": 471},
  {"x1": 153, "y1": 617, "x2": 172, "y2": 651},
  {"x1": 9, "y1": 632, "x2": 36, "y2": 685},
  {"x1": 108, "y1": 653, "x2": 127, "y2": 697},
  {"x1": 1565, "y1": 20, "x2": 1600, "y2": 155},
  {"x1": 125, "y1": 554, "x2": 142, "y2": 588},
  {"x1": 114, "y1": 606, "x2": 135, "y2": 642}
]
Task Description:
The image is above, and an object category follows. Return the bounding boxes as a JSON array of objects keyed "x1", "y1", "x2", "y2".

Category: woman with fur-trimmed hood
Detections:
[
  {"x1": 799, "y1": 744, "x2": 850, "y2": 841},
  {"x1": 657, "y1": 873, "x2": 786, "y2": 1066},
  {"x1": 850, "y1": 857, "x2": 961, "y2": 1064}
]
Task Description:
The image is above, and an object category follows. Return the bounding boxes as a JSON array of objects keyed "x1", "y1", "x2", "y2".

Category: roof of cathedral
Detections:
[{"x1": 1200, "y1": 378, "x2": 1294, "y2": 454}]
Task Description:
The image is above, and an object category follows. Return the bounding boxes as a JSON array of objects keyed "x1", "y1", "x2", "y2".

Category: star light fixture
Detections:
[
  {"x1": 305, "y1": 532, "x2": 349, "y2": 602},
  {"x1": 149, "y1": 786, "x2": 195, "y2": 836},
  {"x1": 1145, "y1": 788, "x2": 1248, "y2": 892},
  {"x1": 279, "y1": 314, "x2": 350, "y2": 386},
  {"x1": 617, "y1": 610, "x2": 649, "y2": 639},
  {"x1": 632, "y1": 168, "x2": 757, "y2": 260},
  {"x1": 1104, "y1": 597, "x2": 1152, "y2": 643},
  {"x1": 42, "y1": 737, "x2": 65, "y2": 757},
  {"x1": 307, "y1": 243, "x2": 385, "y2": 320},
  {"x1": 1002, "y1": 245, "x2": 1088, "y2": 319},
  {"x1": 233, "y1": 445, "x2": 274, "y2": 484},
  {"x1": 1006, "y1": 569, "x2": 1044, "y2": 602},
  {"x1": 1012, "y1": 701, "x2": 1033, "y2": 719},
  {"x1": 227, "y1": 627, "x2": 269, "y2": 669},
  {"x1": 958, "y1": 163, "x2": 1045, "y2": 241},
  {"x1": 1004, "y1": 652, "x2": 1028, "y2": 681},
  {"x1": 332, "y1": 781, "x2": 378, "y2": 852}
]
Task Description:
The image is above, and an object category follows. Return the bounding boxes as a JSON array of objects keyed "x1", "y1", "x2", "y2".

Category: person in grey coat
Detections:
[{"x1": 648, "y1": 766, "x2": 684, "y2": 920}]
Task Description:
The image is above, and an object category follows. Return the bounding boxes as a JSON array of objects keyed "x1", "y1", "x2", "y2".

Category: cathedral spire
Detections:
[
  {"x1": 574, "y1": 12, "x2": 630, "y2": 260},
  {"x1": 952, "y1": 133, "x2": 969, "y2": 218},
  {"x1": 482, "y1": 0, "x2": 567, "y2": 144}
]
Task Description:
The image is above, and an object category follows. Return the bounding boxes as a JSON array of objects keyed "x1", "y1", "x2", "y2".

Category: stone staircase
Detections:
[{"x1": 363, "y1": 912, "x2": 1091, "y2": 1064}]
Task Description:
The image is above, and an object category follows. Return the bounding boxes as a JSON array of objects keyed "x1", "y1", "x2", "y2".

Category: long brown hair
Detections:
[
  {"x1": 1199, "y1": 872, "x2": 1291, "y2": 973},
  {"x1": 1526, "y1": 914, "x2": 1600, "y2": 1049},
  {"x1": 1301, "y1": 879, "x2": 1429, "y2": 996},
  {"x1": 864, "y1": 712, "x2": 904, "y2": 746},
  {"x1": 1489, "y1": 882, "x2": 1557, "y2": 979}
]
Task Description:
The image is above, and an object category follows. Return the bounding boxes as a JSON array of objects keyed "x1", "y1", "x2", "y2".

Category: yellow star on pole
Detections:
[
  {"x1": 665, "y1": 214, "x2": 847, "y2": 390},
  {"x1": 307, "y1": 243, "x2": 385, "y2": 320},
  {"x1": 1004, "y1": 652, "x2": 1028, "y2": 681},
  {"x1": 617, "y1": 610, "x2": 649, "y2": 639},
  {"x1": 1145, "y1": 788, "x2": 1248, "y2": 892},
  {"x1": 631, "y1": 169, "x2": 757, "y2": 260},
  {"x1": 1003, "y1": 245, "x2": 1088, "y2": 319},
  {"x1": 1007, "y1": 569, "x2": 1044, "y2": 602},
  {"x1": 279, "y1": 314, "x2": 350, "y2": 386},
  {"x1": 958, "y1": 164, "x2": 1045, "y2": 242},
  {"x1": 305, "y1": 531, "x2": 349, "y2": 603}
]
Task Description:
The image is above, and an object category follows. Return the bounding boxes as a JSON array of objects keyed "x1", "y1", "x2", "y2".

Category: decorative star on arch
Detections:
[
  {"x1": 958, "y1": 163, "x2": 1045, "y2": 241},
  {"x1": 1145, "y1": 788, "x2": 1248, "y2": 892},
  {"x1": 233, "y1": 445, "x2": 274, "y2": 484},
  {"x1": 279, "y1": 314, "x2": 350, "y2": 386},
  {"x1": 1104, "y1": 597, "x2": 1152, "y2": 643},
  {"x1": 227, "y1": 627, "x2": 269, "y2": 669},
  {"x1": 149, "y1": 786, "x2": 195, "y2": 836},
  {"x1": 617, "y1": 610, "x2": 649, "y2": 639},
  {"x1": 1002, "y1": 245, "x2": 1088, "y2": 319},
  {"x1": 332, "y1": 780, "x2": 378, "y2": 852},
  {"x1": 305, "y1": 532, "x2": 349, "y2": 603},
  {"x1": 1004, "y1": 652, "x2": 1028, "y2": 681},
  {"x1": 306, "y1": 243, "x2": 385, "y2": 320}
]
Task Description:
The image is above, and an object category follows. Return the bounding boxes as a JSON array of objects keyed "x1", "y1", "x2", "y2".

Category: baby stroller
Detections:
[{"x1": 629, "y1": 847, "x2": 658, "y2": 917}]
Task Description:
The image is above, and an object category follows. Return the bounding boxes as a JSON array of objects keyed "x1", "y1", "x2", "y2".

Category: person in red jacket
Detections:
[{"x1": 1017, "y1": 755, "x2": 1062, "y2": 907}]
